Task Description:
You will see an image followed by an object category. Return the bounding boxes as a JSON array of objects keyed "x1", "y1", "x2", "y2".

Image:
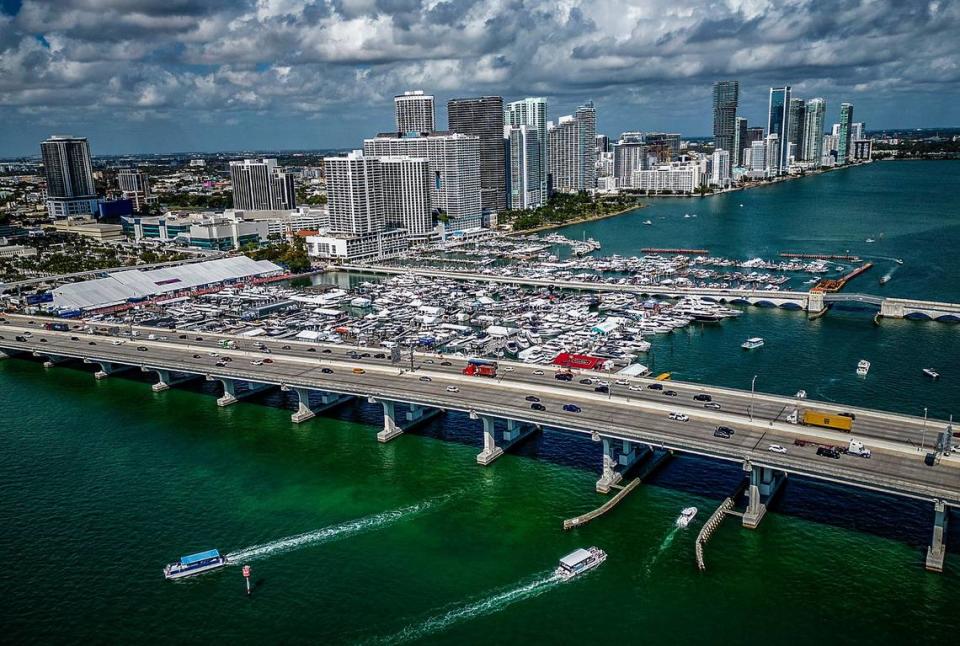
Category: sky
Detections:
[{"x1": 1, "y1": 0, "x2": 958, "y2": 157}]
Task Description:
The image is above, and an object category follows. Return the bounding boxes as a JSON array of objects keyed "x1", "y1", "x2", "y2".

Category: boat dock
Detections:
[
  {"x1": 812, "y1": 262, "x2": 874, "y2": 292},
  {"x1": 779, "y1": 252, "x2": 862, "y2": 261},
  {"x1": 642, "y1": 248, "x2": 710, "y2": 255}
]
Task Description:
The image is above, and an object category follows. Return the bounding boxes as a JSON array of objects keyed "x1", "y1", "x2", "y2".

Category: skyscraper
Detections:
[
  {"x1": 447, "y1": 96, "x2": 506, "y2": 213},
  {"x1": 394, "y1": 90, "x2": 435, "y2": 134},
  {"x1": 712, "y1": 80, "x2": 739, "y2": 157},
  {"x1": 767, "y1": 86, "x2": 791, "y2": 172},
  {"x1": 733, "y1": 117, "x2": 749, "y2": 166},
  {"x1": 504, "y1": 98, "x2": 548, "y2": 200},
  {"x1": 41, "y1": 135, "x2": 98, "y2": 218},
  {"x1": 229, "y1": 159, "x2": 297, "y2": 211},
  {"x1": 850, "y1": 122, "x2": 865, "y2": 142},
  {"x1": 504, "y1": 125, "x2": 542, "y2": 210},
  {"x1": 802, "y1": 98, "x2": 826, "y2": 163},
  {"x1": 380, "y1": 156, "x2": 433, "y2": 236},
  {"x1": 838, "y1": 103, "x2": 854, "y2": 163},
  {"x1": 547, "y1": 101, "x2": 597, "y2": 192},
  {"x1": 323, "y1": 151, "x2": 384, "y2": 235},
  {"x1": 765, "y1": 134, "x2": 780, "y2": 177},
  {"x1": 117, "y1": 168, "x2": 150, "y2": 212},
  {"x1": 711, "y1": 149, "x2": 731, "y2": 186},
  {"x1": 613, "y1": 136, "x2": 647, "y2": 188},
  {"x1": 786, "y1": 98, "x2": 806, "y2": 163}
]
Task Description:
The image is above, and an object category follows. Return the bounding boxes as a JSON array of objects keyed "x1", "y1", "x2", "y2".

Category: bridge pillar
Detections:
[
  {"x1": 476, "y1": 415, "x2": 539, "y2": 466},
  {"x1": 596, "y1": 438, "x2": 647, "y2": 493},
  {"x1": 925, "y1": 500, "x2": 949, "y2": 573},
  {"x1": 377, "y1": 399, "x2": 403, "y2": 443},
  {"x1": 880, "y1": 300, "x2": 904, "y2": 319},
  {"x1": 742, "y1": 461, "x2": 787, "y2": 529},
  {"x1": 37, "y1": 353, "x2": 71, "y2": 368},
  {"x1": 84, "y1": 358, "x2": 135, "y2": 380},
  {"x1": 806, "y1": 291, "x2": 824, "y2": 313},
  {"x1": 282, "y1": 385, "x2": 353, "y2": 423},
  {"x1": 143, "y1": 367, "x2": 201, "y2": 392},
  {"x1": 208, "y1": 376, "x2": 272, "y2": 407}
]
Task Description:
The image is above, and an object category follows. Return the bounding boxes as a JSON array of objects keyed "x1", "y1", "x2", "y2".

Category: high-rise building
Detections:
[
  {"x1": 504, "y1": 98, "x2": 548, "y2": 200},
  {"x1": 787, "y1": 98, "x2": 806, "y2": 163},
  {"x1": 595, "y1": 134, "x2": 611, "y2": 154},
  {"x1": 747, "y1": 127, "x2": 765, "y2": 143},
  {"x1": 447, "y1": 96, "x2": 506, "y2": 213},
  {"x1": 733, "y1": 117, "x2": 748, "y2": 166},
  {"x1": 547, "y1": 101, "x2": 597, "y2": 192},
  {"x1": 838, "y1": 103, "x2": 854, "y2": 164},
  {"x1": 364, "y1": 132, "x2": 482, "y2": 230},
  {"x1": 850, "y1": 122, "x2": 865, "y2": 142},
  {"x1": 765, "y1": 134, "x2": 780, "y2": 176},
  {"x1": 767, "y1": 86, "x2": 791, "y2": 172},
  {"x1": 645, "y1": 132, "x2": 682, "y2": 161},
  {"x1": 380, "y1": 156, "x2": 432, "y2": 237},
  {"x1": 831, "y1": 123, "x2": 841, "y2": 137},
  {"x1": 117, "y1": 168, "x2": 150, "y2": 212},
  {"x1": 750, "y1": 140, "x2": 766, "y2": 173},
  {"x1": 802, "y1": 98, "x2": 827, "y2": 163},
  {"x1": 394, "y1": 90, "x2": 435, "y2": 134},
  {"x1": 504, "y1": 125, "x2": 542, "y2": 210},
  {"x1": 613, "y1": 139, "x2": 647, "y2": 188},
  {"x1": 711, "y1": 149, "x2": 731, "y2": 186},
  {"x1": 323, "y1": 151, "x2": 384, "y2": 235},
  {"x1": 823, "y1": 134, "x2": 840, "y2": 162},
  {"x1": 712, "y1": 80, "x2": 739, "y2": 158},
  {"x1": 41, "y1": 135, "x2": 98, "y2": 218},
  {"x1": 229, "y1": 159, "x2": 297, "y2": 211}
]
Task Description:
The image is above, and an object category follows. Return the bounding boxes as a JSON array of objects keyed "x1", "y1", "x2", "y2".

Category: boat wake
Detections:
[
  {"x1": 643, "y1": 526, "x2": 680, "y2": 576},
  {"x1": 226, "y1": 495, "x2": 451, "y2": 563},
  {"x1": 371, "y1": 571, "x2": 562, "y2": 644}
]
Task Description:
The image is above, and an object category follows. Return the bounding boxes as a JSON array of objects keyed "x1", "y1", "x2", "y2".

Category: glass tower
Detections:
[
  {"x1": 712, "y1": 80, "x2": 739, "y2": 157},
  {"x1": 767, "y1": 86, "x2": 792, "y2": 172}
]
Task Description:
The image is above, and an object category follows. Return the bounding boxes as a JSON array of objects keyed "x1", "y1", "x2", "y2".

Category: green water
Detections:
[{"x1": 2, "y1": 161, "x2": 959, "y2": 643}]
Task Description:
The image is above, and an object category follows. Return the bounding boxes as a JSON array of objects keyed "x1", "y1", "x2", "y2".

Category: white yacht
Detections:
[
  {"x1": 554, "y1": 547, "x2": 607, "y2": 581},
  {"x1": 857, "y1": 359, "x2": 871, "y2": 376},
  {"x1": 922, "y1": 368, "x2": 940, "y2": 379},
  {"x1": 643, "y1": 220, "x2": 653, "y2": 226},
  {"x1": 741, "y1": 337, "x2": 764, "y2": 350},
  {"x1": 676, "y1": 507, "x2": 698, "y2": 528}
]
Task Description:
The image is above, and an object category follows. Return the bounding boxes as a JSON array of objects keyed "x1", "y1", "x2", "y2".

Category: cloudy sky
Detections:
[{"x1": 1, "y1": 0, "x2": 958, "y2": 156}]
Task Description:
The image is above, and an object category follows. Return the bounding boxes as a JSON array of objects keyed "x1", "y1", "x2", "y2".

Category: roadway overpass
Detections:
[
  {"x1": 336, "y1": 265, "x2": 960, "y2": 322},
  {"x1": 0, "y1": 313, "x2": 957, "y2": 572}
]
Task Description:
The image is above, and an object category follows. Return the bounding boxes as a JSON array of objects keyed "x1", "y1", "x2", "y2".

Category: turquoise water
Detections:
[{"x1": 2, "y1": 161, "x2": 959, "y2": 643}]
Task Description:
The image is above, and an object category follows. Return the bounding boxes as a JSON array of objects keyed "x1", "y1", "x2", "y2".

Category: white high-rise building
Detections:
[
  {"x1": 504, "y1": 98, "x2": 548, "y2": 201},
  {"x1": 850, "y1": 122, "x2": 865, "y2": 143},
  {"x1": 613, "y1": 137, "x2": 647, "y2": 188},
  {"x1": 711, "y1": 149, "x2": 731, "y2": 186},
  {"x1": 363, "y1": 132, "x2": 482, "y2": 230},
  {"x1": 750, "y1": 140, "x2": 767, "y2": 173},
  {"x1": 765, "y1": 134, "x2": 780, "y2": 176},
  {"x1": 394, "y1": 90, "x2": 435, "y2": 134},
  {"x1": 802, "y1": 98, "x2": 827, "y2": 163},
  {"x1": 831, "y1": 123, "x2": 841, "y2": 137},
  {"x1": 41, "y1": 135, "x2": 98, "y2": 218},
  {"x1": 117, "y1": 168, "x2": 150, "y2": 211},
  {"x1": 379, "y1": 156, "x2": 432, "y2": 237},
  {"x1": 230, "y1": 159, "x2": 297, "y2": 211},
  {"x1": 547, "y1": 101, "x2": 597, "y2": 192},
  {"x1": 505, "y1": 125, "x2": 542, "y2": 209},
  {"x1": 632, "y1": 162, "x2": 701, "y2": 193},
  {"x1": 323, "y1": 151, "x2": 384, "y2": 235}
]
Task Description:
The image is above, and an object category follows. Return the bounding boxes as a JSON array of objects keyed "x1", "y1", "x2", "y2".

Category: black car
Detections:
[
  {"x1": 70, "y1": 336, "x2": 79, "y2": 341},
  {"x1": 664, "y1": 390, "x2": 678, "y2": 396},
  {"x1": 137, "y1": 346, "x2": 148, "y2": 351},
  {"x1": 563, "y1": 404, "x2": 582, "y2": 413},
  {"x1": 88, "y1": 341, "x2": 96, "y2": 345},
  {"x1": 525, "y1": 395, "x2": 541, "y2": 402},
  {"x1": 179, "y1": 334, "x2": 187, "y2": 339},
  {"x1": 321, "y1": 367, "x2": 333, "y2": 374},
  {"x1": 595, "y1": 385, "x2": 609, "y2": 393},
  {"x1": 713, "y1": 428, "x2": 732, "y2": 439},
  {"x1": 648, "y1": 383, "x2": 663, "y2": 390},
  {"x1": 531, "y1": 403, "x2": 546, "y2": 411},
  {"x1": 15, "y1": 335, "x2": 26, "y2": 342},
  {"x1": 193, "y1": 354, "x2": 202, "y2": 359},
  {"x1": 555, "y1": 373, "x2": 573, "y2": 381},
  {"x1": 440, "y1": 361, "x2": 451, "y2": 366},
  {"x1": 693, "y1": 394, "x2": 712, "y2": 402},
  {"x1": 817, "y1": 446, "x2": 841, "y2": 459},
  {"x1": 282, "y1": 345, "x2": 291, "y2": 350},
  {"x1": 39, "y1": 338, "x2": 47, "y2": 343},
  {"x1": 307, "y1": 347, "x2": 316, "y2": 352},
  {"x1": 579, "y1": 378, "x2": 593, "y2": 385},
  {"x1": 195, "y1": 336, "x2": 203, "y2": 341},
  {"x1": 716, "y1": 426, "x2": 736, "y2": 435},
  {"x1": 322, "y1": 349, "x2": 331, "y2": 353},
  {"x1": 222, "y1": 357, "x2": 232, "y2": 362},
  {"x1": 374, "y1": 353, "x2": 386, "y2": 359}
]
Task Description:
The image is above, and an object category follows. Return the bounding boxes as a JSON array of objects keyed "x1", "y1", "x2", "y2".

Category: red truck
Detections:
[{"x1": 462, "y1": 359, "x2": 498, "y2": 377}]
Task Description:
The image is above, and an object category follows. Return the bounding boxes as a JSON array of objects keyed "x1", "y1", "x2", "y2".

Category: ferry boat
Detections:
[
  {"x1": 676, "y1": 507, "x2": 698, "y2": 528},
  {"x1": 922, "y1": 368, "x2": 940, "y2": 379},
  {"x1": 554, "y1": 547, "x2": 607, "y2": 581},
  {"x1": 741, "y1": 337, "x2": 765, "y2": 350},
  {"x1": 163, "y1": 549, "x2": 227, "y2": 580},
  {"x1": 857, "y1": 359, "x2": 871, "y2": 377}
]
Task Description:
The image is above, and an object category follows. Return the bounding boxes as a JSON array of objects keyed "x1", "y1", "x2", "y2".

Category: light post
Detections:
[
  {"x1": 921, "y1": 407, "x2": 928, "y2": 452},
  {"x1": 749, "y1": 374, "x2": 758, "y2": 422}
]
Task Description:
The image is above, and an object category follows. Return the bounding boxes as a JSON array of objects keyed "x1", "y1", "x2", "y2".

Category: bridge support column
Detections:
[
  {"x1": 476, "y1": 415, "x2": 539, "y2": 466},
  {"x1": 806, "y1": 291, "x2": 824, "y2": 313},
  {"x1": 0, "y1": 349, "x2": 12, "y2": 359},
  {"x1": 38, "y1": 353, "x2": 71, "y2": 368},
  {"x1": 596, "y1": 438, "x2": 647, "y2": 493},
  {"x1": 925, "y1": 500, "x2": 949, "y2": 573},
  {"x1": 742, "y1": 461, "x2": 787, "y2": 529},
  {"x1": 144, "y1": 367, "x2": 201, "y2": 392},
  {"x1": 209, "y1": 376, "x2": 272, "y2": 407},
  {"x1": 282, "y1": 385, "x2": 353, "y2": 423},
  {"x1": 377, "y1": 399, "x2": 403, "y2": 443},
  {"x1": 84, "y1": 358, "x2": 135, "y2": 380}
]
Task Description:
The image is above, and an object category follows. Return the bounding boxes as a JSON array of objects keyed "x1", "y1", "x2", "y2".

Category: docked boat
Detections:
[
  {"x1": 676, "y1": 506, "x2": 698, "y2": 528},
  {"x1": 795, "y1": 389, "x2": 807, "y2": 399},
  {"x1": 741, "y1": 337, "x2": 764, "y2": 350},
  {"x1": 857, "y1": 359, "x2": 871, "y2": 377},
  {"x1": 923, "y1": 368, "x2": 940, "y2": 379},
  {"x1": 554, "y1": 547, "x2": 607, "y2": 581},
  {"x1": 163, "y1": 549, "x2": 227, "y2": 580}
]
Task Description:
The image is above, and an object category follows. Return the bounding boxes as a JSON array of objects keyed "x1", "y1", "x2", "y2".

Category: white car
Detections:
[
  {"x1": 504, "y1": 366, "x2": 514, "y2": 372},
  {"x1": 111, "y1": 339, "x2": 125, "y2": 345},
  {"x1": 628, "y1": 385, "x2": 643, "y2": 392},
  {"x1": 533, "y1": 370, "x2": 544, "y2": 376},
  {"x1": 596, "y1": 380, "x2": 610, "y2": 387},
  {"x1": 615, "y1": 379, "x2": 630, "y2": 386},
  {"x1": 208, "y1": 352, "x2": 219, "y2": 357},
  {"x1": 250, "y1": 359, "x2": 264, "y2": 366},
  {"x1": 446, "y1": 385, "x2": 460, "y2": 393},
  {"x1": 768, "y1": 444, "x2": 788, "y2": 454},
  {"x1": 669, "y1": 412, "x2": 689, "y2": 422}
]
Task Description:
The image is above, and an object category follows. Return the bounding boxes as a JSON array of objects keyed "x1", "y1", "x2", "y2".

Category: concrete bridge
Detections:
[
  {"x1": 335, "y1": 265, "x2": 960, "y2": 322},
  {"x1": 1, "y1": 313, "x2": 957, "y2": 572}
]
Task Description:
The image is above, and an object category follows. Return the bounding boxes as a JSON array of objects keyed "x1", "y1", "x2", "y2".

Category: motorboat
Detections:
[
  {"x1": 857, "y1": 359, "x2": 871, "y2": 377},
  {"x1": 741, "y1": 337, "x2": 764, "y2": 350},
  {"x1": 554, "y1": 547, "x2": 607, "y2": 581},
  {"x1": 922, "y1": 368, "x2": 940, "y2": 379},
  {"x1": 643, "y1": 220, "x2": 653, "y2": 226},
  {"x1": 163, "y1": 549, "x2": 227, "y2": 580},
  {"x1": 676, "y1": 507, "x2": 698, "y2": 528},
  {"x1": 795, "y1": 389, "x2": 807, "y2": 399}
]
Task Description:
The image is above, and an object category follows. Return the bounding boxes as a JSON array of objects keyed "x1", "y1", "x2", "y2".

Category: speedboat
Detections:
[
  {"x1": 643, "y1": 220, "x2": 653, "y2": 226},
  {"x1": 865, "y1": 238, "x2": 876, "y2": 243},
  {"x1": 741, "y1": 337, "x2": 764, "y2": 350},
  {"x1": 164, "y1": 549, "x2": 227, "y2": 580},
  {"x1": 795, "y1": 389, "x2": 807, "y2": 399},
  {"x1": 676, "y1": 507, "x2": 698, "y2": 528},
  {"x1": 555, "y1": 547, "x2": 606, "y2": 581},
  {"x1": 857, "y1": 359, "x2": 871, "y2": 377},
  {"x1": 922, "y1": 368, "x2": 940, "y2": 379}
]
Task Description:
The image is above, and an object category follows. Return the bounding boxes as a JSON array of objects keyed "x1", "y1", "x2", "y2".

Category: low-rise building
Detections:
[
  {"x1": 0, "y1": 245, "x2": 38, "y2": 258},
  {"x1": 304, "y1": 229, "x2": 409, "y2": 263},
  {"x1": 631, "y1": 162, "x2": 702, "y2": 194},
  {"x1": 51, "y1": 217, "x2": 125, "y2": 241}
]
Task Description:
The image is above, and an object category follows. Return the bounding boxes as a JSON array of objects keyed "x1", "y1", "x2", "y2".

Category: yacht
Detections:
[
  {"x1": 857, "y1": 359, "x2": 871, "y2": 377},
  {"x1": 643, "y1": 220, "x2": 653, "y2": 226},
  {"x1": 922, "y1": 368, "x2": 940, "y2": 379},
  {"x1": 676, "y1": 507, "x2": 698, "y2": 528},
  {"x1": 741, "y1": 337, "x2": 765, "y2": 350},
  {"x1": 554, "y1": 547, "x2": 607, "y2": 581},
  {"x1": 163, "y1": 549, "x2": 227, "y2": 580},
  {"x1": 865, "y1": 238, "x2": 876, "y2": 243}
]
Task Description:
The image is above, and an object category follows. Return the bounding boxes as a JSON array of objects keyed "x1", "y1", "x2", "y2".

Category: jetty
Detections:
[
  {"x1": 642, "y1": 248, "x2": 709, "y2": 255},
  {"x1": 779, "y1": 252, "x2": 862, "y2": 261}
]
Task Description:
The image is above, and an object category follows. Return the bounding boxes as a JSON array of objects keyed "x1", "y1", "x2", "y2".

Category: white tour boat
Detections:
[
  {"x1": 554, "y1": 547, "x2": 607, "y2": 581},
  {"x1": 676, "y1": 507, "x2": 698, "y2": 528},
  {"x1": 163, "y1": 548, "x2": 227, "y2": 580},
  {"x1": 741, "y1": 337, "x2": 765, "y2": 350},
  {"x1": 857, "y1": 359, "x2": 871, "y2": 377}
]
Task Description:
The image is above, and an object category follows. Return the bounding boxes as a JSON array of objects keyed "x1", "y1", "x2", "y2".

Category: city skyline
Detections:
[{"x1": 1, "y1": 0, "x2": 958, "y2": 156}]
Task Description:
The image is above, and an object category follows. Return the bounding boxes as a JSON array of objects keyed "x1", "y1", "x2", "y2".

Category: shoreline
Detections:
[{"x1": 507, "y1": 203, "x2": 647, "y2": 236}]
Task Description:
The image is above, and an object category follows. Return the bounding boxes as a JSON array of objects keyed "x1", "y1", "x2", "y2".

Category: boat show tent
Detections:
[
  {"x1": 552, "y1": 352, "x2": 605, "y2": 371},
  {"x1": 51, "y1": 257, "x2": 282, "y2": 311}
]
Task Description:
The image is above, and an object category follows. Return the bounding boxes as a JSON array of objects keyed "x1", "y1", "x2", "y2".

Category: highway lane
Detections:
[
  {"x1": 2, "y1": 324, "x2": 958, "y2": 505},
  {"x1": 2, "y1": 313, "x2": 952, "y2": 451}
]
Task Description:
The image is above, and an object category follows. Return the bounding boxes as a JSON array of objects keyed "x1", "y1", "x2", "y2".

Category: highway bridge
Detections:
[
  {"x1": 0, "y1": 312, "x2": 956, "y2": 572},
  {"x1": 337, "y1": 265, "x2": 960, "y2": 322}
]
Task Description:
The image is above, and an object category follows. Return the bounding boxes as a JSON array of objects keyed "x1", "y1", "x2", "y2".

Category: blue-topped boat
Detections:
[{"x1": 163, "y1": 549, "x2": 227, "y2": 580}]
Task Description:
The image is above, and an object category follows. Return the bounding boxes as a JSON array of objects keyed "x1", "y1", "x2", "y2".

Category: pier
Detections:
[
  {"x1": 779, "y1": 252, "x2": 863, "y2": 261},
  {"x1": 641, "y1": 248, "x2": 710, "y2": 255}
]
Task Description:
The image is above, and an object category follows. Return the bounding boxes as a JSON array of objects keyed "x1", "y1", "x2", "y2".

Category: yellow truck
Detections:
[{"x1": 801, "y1": 410, "x2": 853, "y2": 432}]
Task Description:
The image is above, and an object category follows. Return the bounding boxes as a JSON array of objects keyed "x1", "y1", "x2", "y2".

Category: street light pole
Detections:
[
  {"x1": 749, "y1": 374, "x2": 757, "y2": 422},
  {"x1": 921, "y1": 407, "x2": 928, "y2": 451}
]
